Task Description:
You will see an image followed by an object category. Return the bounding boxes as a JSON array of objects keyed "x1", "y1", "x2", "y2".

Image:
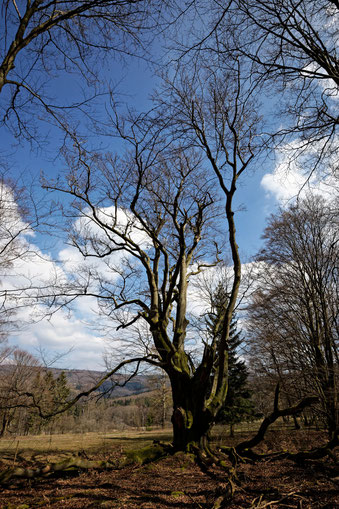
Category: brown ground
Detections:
[{"x1": 0, "y1": 429, "x2": 338, "y2": 508}]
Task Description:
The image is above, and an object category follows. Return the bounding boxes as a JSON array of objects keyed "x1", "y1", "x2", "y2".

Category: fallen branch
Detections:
[
  {"x1": 0, "y1": 441, "x2": 173, "y2": 485},
  {"x1": 217, "y1": 386, "x2": 338, "y2": 467},
  {"x1": 0, "y1": 456, "x2": 115, "y2": 485},
  {"x1": 250, "y1": 491, "x2": 300, "y2": 508},
  {"x1": 235, "y1": 384, "x2": 318, "y2": 454}
]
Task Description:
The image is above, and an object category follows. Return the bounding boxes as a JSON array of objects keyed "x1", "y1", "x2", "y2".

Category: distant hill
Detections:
[
  {"x1": 0, "y1": 365, "x2": 151, "y2": 398},
  {"x1": 50, "y1": 368, "x2": 152, "y2": 398}
]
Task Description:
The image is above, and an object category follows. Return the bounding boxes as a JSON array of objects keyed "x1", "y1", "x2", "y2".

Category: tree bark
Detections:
[{"x1": 168, "y1": 368, "x2": 223, "y2": 450}]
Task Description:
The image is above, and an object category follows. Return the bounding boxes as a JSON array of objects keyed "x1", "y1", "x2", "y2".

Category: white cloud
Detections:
[
  {"x1": 261, "y1": 138, "x2": 338, "y2": 205},
  {"x1": 0, "y1": 201, "x2": 160, "y2": 370},
  {"x1": 0, "y1": 182, "x2": 34, "y2": 248},
  {"x1": 261, "y1": 167, "x2": 306, "y2": 202},
  {"x1": 56, "y1": 205, "x2": 153, "y2": 296},
  {"x1": 11, "y1": 304, "x2": 107, "y2": 370},
  {"x1": 3, "y1": 250, "x2": 65, "y2": 292},
  {"x1": 70, "y1": 205, "x2": 152, "y2": 257},
  {"x1": 301, "y1": 62, "x2": 339, "y2": 100}
]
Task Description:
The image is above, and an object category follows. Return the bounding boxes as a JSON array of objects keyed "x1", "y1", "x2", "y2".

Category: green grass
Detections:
[
  {"x1": 0, "y1": 428, "x2": 173, "y2": 458},
  {"x1": 0, "y1": 418, "x2": 308, "y2": 460}
]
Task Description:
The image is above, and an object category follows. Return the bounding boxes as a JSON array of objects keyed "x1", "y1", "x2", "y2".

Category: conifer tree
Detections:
[
  {"x1": 205, "y1": 283, "x2": 255, "y2": 436},
  {"x1": 218, "y1": 317, "x2": 255, "y2": 436}
]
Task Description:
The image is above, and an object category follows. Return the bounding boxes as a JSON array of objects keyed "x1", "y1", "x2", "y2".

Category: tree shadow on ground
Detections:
[{"x1": 0, "y1": 431, "x2": 337, "y2": 508}]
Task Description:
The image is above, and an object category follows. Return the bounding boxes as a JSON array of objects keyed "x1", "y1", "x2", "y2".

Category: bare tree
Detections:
[
  {"x1": 0, "y1": 0, "x2": 167, "y2": 140},
  {"x1": 0, "y1": 349, "x2": 73, "y2": 436},
  {"x1": 247, "y1": 194, "x2": 338, "y2": 437},
  {"x1": 178, "y1": 0, "x2": 338, "y2": 176},
  {"x1": 39, "y1": 60, "x2": 262, "y2": 451},
  {"x1": 0, "y1": 349, "x2": 39, "y2": 435},
  {"x1": 147, "y1": 371, "x2": 171, "y2": 428},
  {"x1": 43, "y1": 142, "x2": 220, "y2": 449}
]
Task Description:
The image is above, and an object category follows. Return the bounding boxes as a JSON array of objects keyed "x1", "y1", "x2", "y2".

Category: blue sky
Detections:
[{"x1": 2, "y1": 42, "x2": 332, "y2": 371}]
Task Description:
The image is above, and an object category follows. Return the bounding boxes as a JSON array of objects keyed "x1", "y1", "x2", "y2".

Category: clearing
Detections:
[{"x1": 0, "y1": 425, "x2": 337, "y2": 508}]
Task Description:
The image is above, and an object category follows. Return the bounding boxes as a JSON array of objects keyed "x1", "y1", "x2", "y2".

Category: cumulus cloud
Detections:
[
  {"x1": 261, "y1": 138, "x2": 338, "y2": 205},
  {"x1": 1, "y1": 203, "x2": 154, "y2": 370},
  {"x1": 2, "y1": 250, "x2": 108, "y2": 369},
  {"x1": 12, "y1": 305, "x2": 107, "y2": 370},
  {"x1": 57, "y1": 205, "x2": 153, "y2": 294},
  {"x1": 261, "y1": 167, "x2": 306, "y2": 203}
]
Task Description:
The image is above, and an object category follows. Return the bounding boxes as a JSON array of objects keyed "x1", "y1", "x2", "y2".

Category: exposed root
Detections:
[
  {"x1": 212, "y1": 495, "x2": 227, "y2": 509},
  {"x1": 250, "y1": 492, "x2": 307, "y2": 508},
  {"x1": 191, "y1": 438, "x2": 239, "y2": 508},
  {"x1": 219, "y1": 446, "x2": 249, "y2": 466},
  {"x1": 0, "y1": 441, "x2": 173, "y2": 486},
  {"x1": 211, "y1": 472, "x2": 238, "y2": 509}
]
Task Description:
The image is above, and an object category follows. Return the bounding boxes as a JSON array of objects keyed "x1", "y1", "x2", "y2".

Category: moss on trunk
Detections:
[{"x1": 125, "y1": 444, "x2": 169, "y2": 465}]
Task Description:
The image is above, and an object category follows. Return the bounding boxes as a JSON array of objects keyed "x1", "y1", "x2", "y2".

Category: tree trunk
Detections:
[
  {"x1": 171, "y1": 405, "x2": 212, "y2": 450},
  {"x1": 0, "y1": 413, "x2": 9, "y2": 437},
  {"x1": 323, "y1": 375, "x2": 338, "y2": 438},
  {"x1": 168, "y1": 371, "x2": 216, "y2": 451},
  {"x1": 161, "y1": 388, "x2": 166, "y2": 429}
]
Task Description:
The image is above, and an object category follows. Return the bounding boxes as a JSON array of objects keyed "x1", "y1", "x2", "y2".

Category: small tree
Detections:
[
  {"x1": 0, "y1": 350, "x2": 72, "y2": 436},
  {"x1": 204, "y1": 283, "x2": 255, "y2": 436},
  {"x1": 218, "y1": 318, "x2": 255, "y2": 436},
  {"x1": 147, "y1": 372, "x2": 171, "y2": 428},
  {"x1": 34, "y1": 370, "x2": 71, "y2": 433},
  {"x1": 0, "y1": 349, "x2": 40, "y2": 436}
]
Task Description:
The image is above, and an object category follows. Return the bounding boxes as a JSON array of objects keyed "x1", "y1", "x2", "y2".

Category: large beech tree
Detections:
[{"x1": 43, "y1": 63, "x2": 260, "y2": 450}]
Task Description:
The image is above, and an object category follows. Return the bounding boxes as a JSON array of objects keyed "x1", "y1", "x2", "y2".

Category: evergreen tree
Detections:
[
  {"x1": 218, "y1": 317, "x2": 256, "y2": 435},
  {"x1": 205, "y1": 283, "x2": 255, "y2": 436}
]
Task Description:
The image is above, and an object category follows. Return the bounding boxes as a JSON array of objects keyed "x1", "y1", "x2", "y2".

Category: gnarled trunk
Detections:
[{"x1": 168, "y1": 370, "x2": 222, "y2": 451}]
